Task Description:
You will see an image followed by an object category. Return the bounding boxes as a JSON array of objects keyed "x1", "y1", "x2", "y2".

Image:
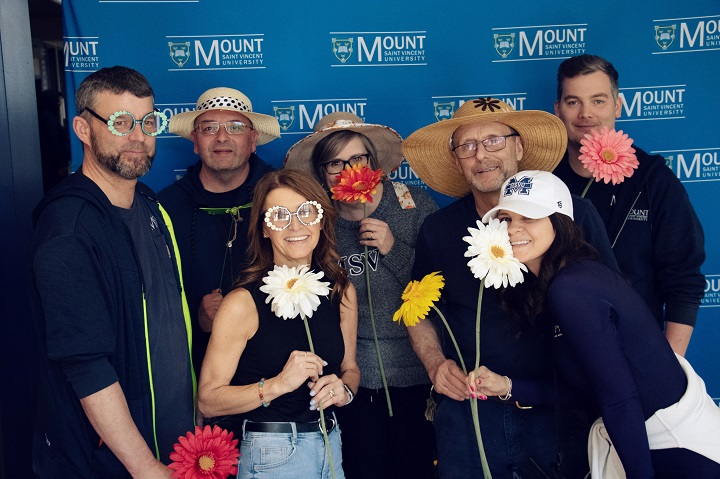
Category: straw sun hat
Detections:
[
  {"x1": 284, "y1": 112, "x2": 403, "y2": 176},
  {"x1": 170, "y1": 87, "x2": 281, "y2": 145},
  {"x1": 402, "y1": 97, "x2": 568, "y2": 198}
]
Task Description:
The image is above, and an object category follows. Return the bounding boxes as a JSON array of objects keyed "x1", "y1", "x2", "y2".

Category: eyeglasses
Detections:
[
  {"x1": 452, "y1": 133, "x2": 519, "y2": 159},
  {"x1": 264, "y1": 201, "x2": 324, "y2": 232},
  {"x1": 84, "y1": 108, "x2": 168, "y2": 137},
  {"x1": 194, "y1": 121, "x2": 253, "y2": 136},
  {"x1": 321, "y1": 154, "x2": 370, "y2": 175}
]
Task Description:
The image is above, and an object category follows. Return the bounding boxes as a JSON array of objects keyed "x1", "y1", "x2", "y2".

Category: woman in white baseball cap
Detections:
[{"x1": 472, "y1": 170, "x2": 720, "y2": 478}]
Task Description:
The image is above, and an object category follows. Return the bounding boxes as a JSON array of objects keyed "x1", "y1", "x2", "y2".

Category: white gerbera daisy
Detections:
[
  {"x1": 259, "y1": 264, "x2": 331, "y2": 320},
  {"x1": 463, "y1": 219, "x2": 527, "y2": 289}
]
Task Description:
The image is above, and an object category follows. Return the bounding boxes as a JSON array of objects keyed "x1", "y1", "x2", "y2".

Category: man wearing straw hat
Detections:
[
  {"x1": 402, "y1": 98, "x2": 616, "y2": 478},
  {"x1": 159, "y1": 87, "x2": 280, "y2": 383}
]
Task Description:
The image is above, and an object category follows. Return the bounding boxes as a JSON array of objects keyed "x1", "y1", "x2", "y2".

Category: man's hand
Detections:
[
  {"x1": 198, "y1": 289, "x2": 223, "y2": 332},
  {"x1": 431, "y1": 359, "x2": 471, "y2": 401}
]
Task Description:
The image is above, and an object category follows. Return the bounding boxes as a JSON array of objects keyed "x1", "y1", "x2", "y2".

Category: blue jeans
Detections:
[
  {"x1": 238, "y1": 420, "x2": 345, "y2": 479},
  {"x1": 433, "y1": 397, "x2": 589, "y2": 479}
]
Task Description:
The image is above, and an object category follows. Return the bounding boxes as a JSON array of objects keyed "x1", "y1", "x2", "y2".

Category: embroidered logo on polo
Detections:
[
  {"x1": 626, "y1": 208, "x2": 649, "y2": 222},
  {"x1": 504, "y1": 176, "x2": 533, "y2": 196}
]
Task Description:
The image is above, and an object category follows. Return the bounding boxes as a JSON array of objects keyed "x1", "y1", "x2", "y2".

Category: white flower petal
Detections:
[{"x1": 260, "y1": 264, "x2": 332, "y2": 320}]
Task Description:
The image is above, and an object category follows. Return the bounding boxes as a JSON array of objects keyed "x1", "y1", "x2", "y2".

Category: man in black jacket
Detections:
[
  {"x1": 553, "y1": 54, "x2": 705, "y2": 356},
  {"x1": 158, "y1": 88, "x2": 280, "y2": 380},
  {"x1": 31, "y1": 66, "x2": 195, "y2": 478}
]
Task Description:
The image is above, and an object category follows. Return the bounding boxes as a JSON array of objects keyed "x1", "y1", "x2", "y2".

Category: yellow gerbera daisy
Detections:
[{"x1": 393, "y1": 272, "x2": 444, "y2": 327}]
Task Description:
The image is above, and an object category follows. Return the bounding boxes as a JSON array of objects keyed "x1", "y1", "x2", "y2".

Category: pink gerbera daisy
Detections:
[
  {"x1": 168, "y1": 425, "x2": 240, "y2": 479},
  {"x1": 579, "y1": 127, "x2": 638, "y2": 185}
]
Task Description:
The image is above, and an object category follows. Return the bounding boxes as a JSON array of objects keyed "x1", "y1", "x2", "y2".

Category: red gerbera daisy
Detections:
[
  {"x1": 579, "y1": 127, "x2": 638, "y2": 185},
  {"x1": 168, "y1": 425, "x2": 240, "y2": 479},
  {"x1": 330, "y1": 164, "x2": 383, "y2": 203}
]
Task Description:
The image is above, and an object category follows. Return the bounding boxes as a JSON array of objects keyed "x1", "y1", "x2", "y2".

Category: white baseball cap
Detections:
[{"x1": 482, "y1": 170, "x2": 574, "y2": 223}]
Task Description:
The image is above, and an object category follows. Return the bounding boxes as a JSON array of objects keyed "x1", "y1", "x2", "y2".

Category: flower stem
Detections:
[
  {"x1": 431, "y1": 304, "x2": 467, "y2": 374},
  {"x1": 580, "y1": 177, "x2": 593, "y2": 198},
  {"x1": 474, "y1": 279, "x2": 492, "y2": 479},
  {"x1": 363, "y1": 203, "x2": 393, "y2": 417},
  {"x1": 302, "y1": 314, "x2": 335, "y2": 479}
]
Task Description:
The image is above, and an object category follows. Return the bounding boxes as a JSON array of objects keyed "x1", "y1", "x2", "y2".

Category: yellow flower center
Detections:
[
  {"x1": 402, "y1": 281, "x2": 421, "y2": 301},
  {"x1": 490, "y1": 244, "x2": 506, "y2": 260},
  {"x1": 352, "y1": 180, "x2": 369, "y2": 192},
  {"x1": 286, "y1": 278, "x2": 298, "y2": 290},
  {"x1": 600, "y1": 147, "x2": 618, "y2": 164},
  {"x1": 198, "y1": 454, "x2": 216, "y2": 472}
]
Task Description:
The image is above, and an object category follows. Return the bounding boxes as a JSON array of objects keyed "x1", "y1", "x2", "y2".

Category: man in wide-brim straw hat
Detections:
[
  {"x1": 401, "y1": 97, "x2": 616, "y2": 479},
  {"x1": 158, "y1": 87, "x2": 280, "y2": 385}
]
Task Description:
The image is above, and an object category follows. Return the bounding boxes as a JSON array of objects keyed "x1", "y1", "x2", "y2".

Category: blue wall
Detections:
[{"x1": 63, "y1": 0, "x2": 720, "y2": 398}]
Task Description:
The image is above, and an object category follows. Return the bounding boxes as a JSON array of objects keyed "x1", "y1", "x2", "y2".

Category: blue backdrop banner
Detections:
[{"x1": 63, "y1": 0, "x2": 720, "y2": 398}]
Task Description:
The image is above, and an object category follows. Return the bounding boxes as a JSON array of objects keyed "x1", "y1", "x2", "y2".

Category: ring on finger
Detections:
[{"x1": 329, "y1": 389, "x2": 335, "y2": 398}]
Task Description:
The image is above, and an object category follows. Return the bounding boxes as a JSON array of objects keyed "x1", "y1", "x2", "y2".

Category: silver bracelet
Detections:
[{"x1": 498, "y1": 376, "x2": 512, "y2": 401}]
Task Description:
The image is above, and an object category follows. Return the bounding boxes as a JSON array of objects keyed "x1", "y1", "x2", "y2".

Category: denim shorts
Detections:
[{"x1": 237, "y1": 417, "x2": 345, "y2": 479}]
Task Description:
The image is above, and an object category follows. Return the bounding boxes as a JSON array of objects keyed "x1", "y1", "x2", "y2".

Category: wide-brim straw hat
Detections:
[
  {"x1": 284, "y1": 112, "x2": 403, "y2": 176},
  {"x1": 402, "y1": 97, "x2": 567, "y2": 198},
  {"x1": 170, "y1": 87, "x2": 281, "y2": 145}
]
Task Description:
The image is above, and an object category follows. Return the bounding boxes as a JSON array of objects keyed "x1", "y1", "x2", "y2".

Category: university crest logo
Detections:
[
  {"x1": 274, "y1": 106, "x2": 295, "y2": 131},
  {"x1": 494, "y1": 33, "x2": 515, "y2": 58},
  {"x1": 433, "y1": 102, "x2": 455, "y2": 121},
  {"x1": 655, "y1": 25, "x2": 676, "y2": 50},
  {"x1": 504, "y1": 176, "x2": 532, "y2": 196},
  {"x1": 332, "y1": 38, "x2": 354, "y2": 63},
  {"x1": 168, "y1": 42, "x2": 191, "y2": 67},
  {"x1": 664, "y1": 155, "x2": 673, "y2": 169}
]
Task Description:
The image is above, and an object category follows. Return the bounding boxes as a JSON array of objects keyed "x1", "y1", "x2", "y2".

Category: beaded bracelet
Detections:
[
  {"x1": 498, "y1": 376, "x2": 512, "y2": 401},
  {"x1": 259, "y1": 378, "x2": 270, "y2": 407}
]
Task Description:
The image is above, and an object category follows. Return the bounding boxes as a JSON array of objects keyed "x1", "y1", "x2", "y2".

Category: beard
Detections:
[{"x1": 90, "y1": 128, "x2": 155, "y2": 180}]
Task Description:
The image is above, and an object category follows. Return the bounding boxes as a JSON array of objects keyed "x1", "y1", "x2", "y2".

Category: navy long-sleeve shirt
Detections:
[{"x1": 515, "y1": 260, "x2": 687, "y2": 479}]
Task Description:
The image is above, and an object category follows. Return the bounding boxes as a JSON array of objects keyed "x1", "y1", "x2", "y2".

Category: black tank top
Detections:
[{"x1": 232, "y1": 280, "x2": 345, "y2": 423}]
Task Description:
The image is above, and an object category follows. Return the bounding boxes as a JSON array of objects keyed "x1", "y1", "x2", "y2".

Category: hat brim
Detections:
[
  {"x1": 284, "y1": 123, "x2": 403, "y2": 176},
  {"x1": 482, "y1": 199, "x2": 558, "y2": 224},
  {"x1": 169, "y1": 108, "x2": 281, "y2": 145},
  {"x1": 402, "y1": 111, "x2": 567, "y2": 198}
]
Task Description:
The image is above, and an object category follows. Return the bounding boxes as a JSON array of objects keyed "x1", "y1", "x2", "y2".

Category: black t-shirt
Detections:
[{"x1": 118, "y1": 194, "x2": 194, "y2": 462}]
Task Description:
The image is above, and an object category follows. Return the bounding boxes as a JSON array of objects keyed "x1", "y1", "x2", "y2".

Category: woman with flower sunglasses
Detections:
[
  {"x1": 284, "y1": 112, "x2": 438, "y2": 479},
  {"x1": 198, "y1": 169, "x2": 360, "y2": 479},
  {"x1": 467, "y1": 170, "x2": 720, "y2": 478}
]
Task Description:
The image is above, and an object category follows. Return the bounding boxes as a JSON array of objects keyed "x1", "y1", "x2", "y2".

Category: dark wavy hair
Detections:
[
  {"x1": 310, "y1": 130, "x2": 381, "y2": 189},
  {"x1": 498, "y1": 213, "x2": 598, "y2": 330},
  {"x1": 234, "y1": 169, "x2": 349, "y2": 301}
]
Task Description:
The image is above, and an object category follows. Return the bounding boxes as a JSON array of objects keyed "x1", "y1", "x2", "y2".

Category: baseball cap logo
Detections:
[{"x1": 503, "y1": 176, "x2": 533, "y2": 197}]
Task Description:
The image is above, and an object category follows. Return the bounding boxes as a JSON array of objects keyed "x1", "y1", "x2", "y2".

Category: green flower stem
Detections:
[
  {"x1": 431, "y1": 304, "x2": 467, "y2": 374},
  {"x1": 363, "y1": 203, "x2": 393, "y2": 417},
  {"x1": 474, "y1": 279, "x2": 492, "y2": 479},
  {"x1": 580, "y1": 177, "x2": 593, "y2": 198},
  {"x1": 302, "y1": 315, "x2": 335, "y2": 479},
  {"x1": 428, "y1": 302, "x2": 490, "y2": 477}
]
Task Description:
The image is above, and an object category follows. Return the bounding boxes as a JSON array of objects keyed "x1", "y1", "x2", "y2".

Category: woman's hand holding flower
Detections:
[
  {"x1": 307, "y1": 374, "x2": 348, "y2": 409},
  {"x1": 359, "y1": 217, "x2": 394, "y2": 256},
  {"x1": 467, "y1": 366, "x2": 508, "y2": 399},
  {"x1": 274, "y1": 350, "x2": 327, "y2": 394}
]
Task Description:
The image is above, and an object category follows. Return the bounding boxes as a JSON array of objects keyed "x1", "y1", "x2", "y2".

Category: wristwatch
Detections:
[{"x1": 343, "y1": 383, "x2": 355, "y2": 404}]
